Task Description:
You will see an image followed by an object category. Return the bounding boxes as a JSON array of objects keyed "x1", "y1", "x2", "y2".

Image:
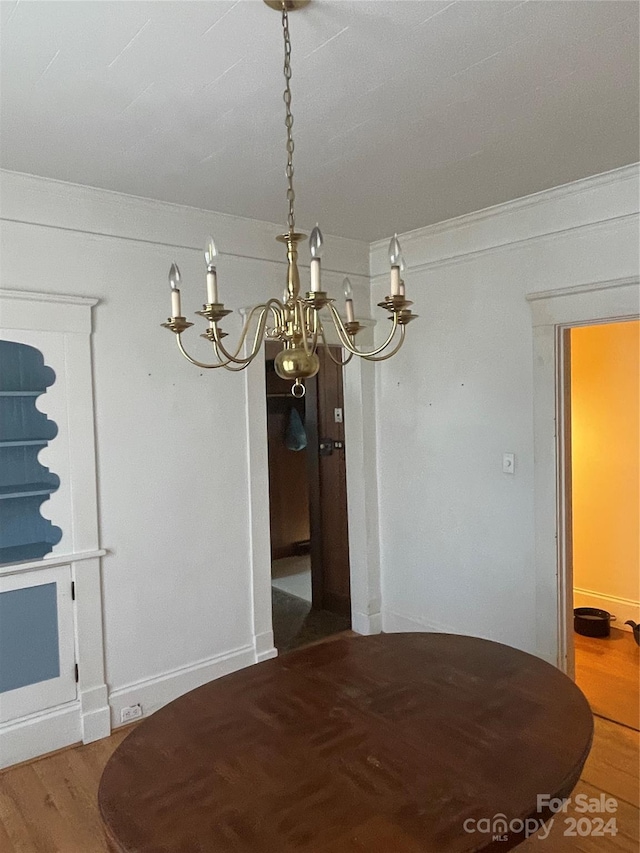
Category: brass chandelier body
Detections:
[{"x1": 162, "y1": 0, "x2": 417, "y2": 397}]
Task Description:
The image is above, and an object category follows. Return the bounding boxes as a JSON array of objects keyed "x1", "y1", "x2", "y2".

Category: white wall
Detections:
[
  {"x1": 370, "y1": 165, "x2": 640, "y2": 657},
  {"x1": 2, "y1": 162, "x2": 638, "y2": 745},
  {"x1": 0, "y1": 170, "x2": 370, "y2": 723}
]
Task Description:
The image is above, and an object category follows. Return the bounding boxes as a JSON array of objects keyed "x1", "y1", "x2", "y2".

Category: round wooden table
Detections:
[{"x1": 99, "y1": 634, "x2": 593, "y2": 852}]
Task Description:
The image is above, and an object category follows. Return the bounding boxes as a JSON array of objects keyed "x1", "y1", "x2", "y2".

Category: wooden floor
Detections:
[
  {"x1": 0, "y1": 635, "x2": 638, "y2": 852},
  {"x1": 574, "y1": 628, "x2": 639, "y2": 730}
]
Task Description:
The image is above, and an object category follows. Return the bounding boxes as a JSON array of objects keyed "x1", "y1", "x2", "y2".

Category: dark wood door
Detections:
[
  {"x1": 265, "y1": 343, "x2": 351, "y2": 620},
  {"x1": 307, "y1": 346, "x2": 351, "y2": 618}
]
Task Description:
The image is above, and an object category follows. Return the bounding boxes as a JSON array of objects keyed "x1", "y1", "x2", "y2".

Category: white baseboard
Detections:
[
  {"x1": 254, "y1": 630, "x2": 277, "y2": 662},
  {"x1": 108, "y1": 644, "x2": 255, "y2": 728},
  {"x1": 382, "y1": 608, "x2": 452, "y2": 634},
  {"x1": 352, "y1": 610, "x2": 382, "y2": 635},
  {"x1": 81, "y1": 705, "x2": 111, "y2": 744},
  {"x1": 0, "y1": 702, "x2": 81, "y2": 769},
  {"x1": 573, "y1": 588, "x2": 640, "y2": 632},
  {"x1": 79, "y1": 683, "x2": 111, "y2": 743}
]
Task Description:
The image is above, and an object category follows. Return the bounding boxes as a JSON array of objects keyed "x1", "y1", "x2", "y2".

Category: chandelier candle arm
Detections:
[
  {"x1": 321, "y1": 327, "x2": 355, "y2": 366},
  {"x1": 362, "y1": 325, "x2": 407, "y2": 362},
  {"x1": 177, "y1": 334, "x2": 230, "y2": 370},
  {"x1": 210, "y1": 302, "x2": 274, "y2": 365},
  {"x1": 327, "y1": 302, "x2": 400, "y2": 357},
  {"x1": 161, "y1": 0, "x2": 416, "y2": 397}
]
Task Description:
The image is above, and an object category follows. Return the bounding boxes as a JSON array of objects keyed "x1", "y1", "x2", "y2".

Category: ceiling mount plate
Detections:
[{"x1": 264, "y1": 1, "x2": 311, "y2": 10}]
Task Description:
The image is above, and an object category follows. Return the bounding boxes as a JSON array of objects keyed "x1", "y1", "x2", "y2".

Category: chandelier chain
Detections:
[{"x1": 281, "y1": 4, "x2": 295, "y2": 234}]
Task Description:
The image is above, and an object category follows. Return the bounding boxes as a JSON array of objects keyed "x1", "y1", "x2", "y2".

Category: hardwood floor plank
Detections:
[
  {"x1": 574, "y1": 630, "x2": 640, "y2": 731},
  {"x1": 0, "y1": 766, "x2": 66, "y2": 853},
  {"x1": 581, "y1": 717, "x2": 640, "y2": 808},
  {"x1": 31, "y1": 753, "x2": 109, "y2": 852},
  {"x1": 0, "y1": 726, "x2": 132, "y2": 853}
]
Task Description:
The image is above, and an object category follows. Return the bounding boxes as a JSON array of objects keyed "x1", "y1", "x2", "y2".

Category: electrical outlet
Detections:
[{"x1": 120, "y1": 703, "x2": 142, "y2": 723}]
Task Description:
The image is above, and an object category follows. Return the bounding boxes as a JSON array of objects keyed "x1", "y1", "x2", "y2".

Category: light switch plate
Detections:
[{"x1": 503, "y1": 453, "x2": 515, "y2": 474}]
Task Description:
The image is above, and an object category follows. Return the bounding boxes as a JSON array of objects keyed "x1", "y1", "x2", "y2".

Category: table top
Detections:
[{"x1": 99, "y1": 633, "x2": 593, "y2": 852}]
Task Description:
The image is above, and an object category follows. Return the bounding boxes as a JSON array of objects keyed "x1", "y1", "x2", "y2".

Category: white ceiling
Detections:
[{"x1": 1, "y1": 1, "x2": 638, "y2": 241}]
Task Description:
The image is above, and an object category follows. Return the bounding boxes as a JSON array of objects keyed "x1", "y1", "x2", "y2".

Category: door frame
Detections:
[
  {"x1": 528, "y1": 276, "x2": 639, "y2": 674},
  {"x1": 245, "y1": 333, "x2": 382, "y2": 662}
]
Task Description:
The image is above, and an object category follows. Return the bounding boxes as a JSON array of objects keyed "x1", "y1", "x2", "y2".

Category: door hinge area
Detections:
[
  {"x1": 71, "y1": 581, "x2": 76, "y2": 601},
  {"x1": 74, "y1": 663, "x2": 79, "y2": 683}
]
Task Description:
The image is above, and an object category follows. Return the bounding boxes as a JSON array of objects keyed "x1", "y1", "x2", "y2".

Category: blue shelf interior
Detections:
[{"x1": 0, "y1": 341, "x2": 62, "y2": 565}]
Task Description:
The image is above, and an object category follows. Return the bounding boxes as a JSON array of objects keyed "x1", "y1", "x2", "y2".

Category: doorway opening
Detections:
[
  {"x1": 265, "y1": 343, "x2": 351, "y2": 653},
  {"x1": 568, "y1": 320, "x2": 639, "y2": 730}
]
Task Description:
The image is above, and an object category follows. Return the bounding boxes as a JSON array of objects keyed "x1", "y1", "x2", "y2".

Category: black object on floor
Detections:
[
  {"x1": 574, "y1": 607, "x2": 614, "y2": 638},
  {"x1": 271, "y1": 587, "x2": 350, "y2": 652}
]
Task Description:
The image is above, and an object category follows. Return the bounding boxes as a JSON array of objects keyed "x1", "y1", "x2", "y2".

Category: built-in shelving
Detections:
[
  {"x1": 0, "y1": 483, "x2": 58, "y2": 500},
  {"x1": 0, "y1": 542, "x2": 54, "y2": 565},
  {"x1": 0, "y1": 340, "x2": 62, "y2": 565},
  {"x1": 0, "y1": 440, "x2": 48, "y2": 448}
]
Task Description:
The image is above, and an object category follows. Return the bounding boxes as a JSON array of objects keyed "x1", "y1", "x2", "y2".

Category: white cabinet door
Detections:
[{"x1": 0, "y1": 564, "x2": 77, "y2": 723}]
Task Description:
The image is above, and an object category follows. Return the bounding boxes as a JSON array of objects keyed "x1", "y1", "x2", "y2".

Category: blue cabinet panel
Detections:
[{"x1": 0, "y1": 582, "x2": 60, "y2": 693}]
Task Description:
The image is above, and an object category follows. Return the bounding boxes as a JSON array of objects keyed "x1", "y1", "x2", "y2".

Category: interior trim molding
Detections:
[
  {"x1": 0, "y1": 701, "x2": 80, "y2": 769},
  {"x1": 527, "y1": 276, "x2": 640, "y2": 302},
  {"x1": 0, "y1": 220, "x2": 370, "y2": 281},
  {"x1": 1, "y1": 168, "x2": 367, "y2": 249},
  {"x1": 371, "y1": 213, "x2": 639, "y2": 279},
  {"x1": 1, "y1": 291, "x2": 108, "y2": 764},
  {"x1": 108, "y1": 643, "x2": 255, "y2": 728},
  {"x1": 528, "y1": 276, "x2": 640, "y2": 329},
  {"x1": 0, "y1": 548, "x2": 107, "y2": 577},
  {"x1": 529, "y1": 275, "x2": 640, "y2": 673},
  {"x1": 573, "y1": 587, "x2": 640, "y2": 608},
  {"x1": 0, "y1": 289, "x2": 99, "y2": 307},
  {"x1": 370, "y1": 163, "x2": 639, "y2": 255},
  {"x1": 381, "y1": 607, "x2": 455, "y2": 635},
  {"x1": 0, "y1": 169, "x2": 370, "y2": 277}
]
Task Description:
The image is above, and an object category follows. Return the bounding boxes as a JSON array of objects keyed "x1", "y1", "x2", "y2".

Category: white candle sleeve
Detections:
[
  {"x1": 310, "y1": 257, "x2": 321, "y2": 292},
  {"x1": 206, "y1": 270, "x2": 218, "y2": 304},
  {"x1": 391, "y1": 266, "x2": 401, "y2": 296},
  {"x1": 345, "y1": 299, "x2": 355, "y2": 323},
  {"x1": 171, "y1": 289, "x2": 181, "y2": 317}
]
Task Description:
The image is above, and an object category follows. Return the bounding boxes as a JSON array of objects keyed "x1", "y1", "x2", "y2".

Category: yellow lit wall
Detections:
[{"x1": 571, "y1": 321, "x2": 639, "y2": 609}]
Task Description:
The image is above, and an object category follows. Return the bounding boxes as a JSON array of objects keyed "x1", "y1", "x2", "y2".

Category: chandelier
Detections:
[{"x1": 162, "y1": 0, "x2": 417, "y2": 397}]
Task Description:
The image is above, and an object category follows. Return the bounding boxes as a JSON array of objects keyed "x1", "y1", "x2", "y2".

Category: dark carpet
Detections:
[{"x1": 271, "y1": 587, "x2": 351, "y2": 653}]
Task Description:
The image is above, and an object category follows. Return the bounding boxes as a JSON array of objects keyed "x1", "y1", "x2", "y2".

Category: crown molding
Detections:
[
  {"x1": 526, "y1": 276, "x2": 639, "y2": 303},
  {"x1": 0, "y1": 169, "x2": 369, "y2": 276},
  {"x1": 0, "y1": 169, "x2": 295, "y2": 236},
  {"x1": 371, "y1": 164, "x2": 639, "y2": 253},
  {"x1": 371, "y1": 213, "x2": 639, "y2": 281},
  {"x1": 0, "y1": 288, "x2": 99, "y2": 307},
  {"x1": 370, "y1": 163, "x2": 639, "y2": 278}
]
